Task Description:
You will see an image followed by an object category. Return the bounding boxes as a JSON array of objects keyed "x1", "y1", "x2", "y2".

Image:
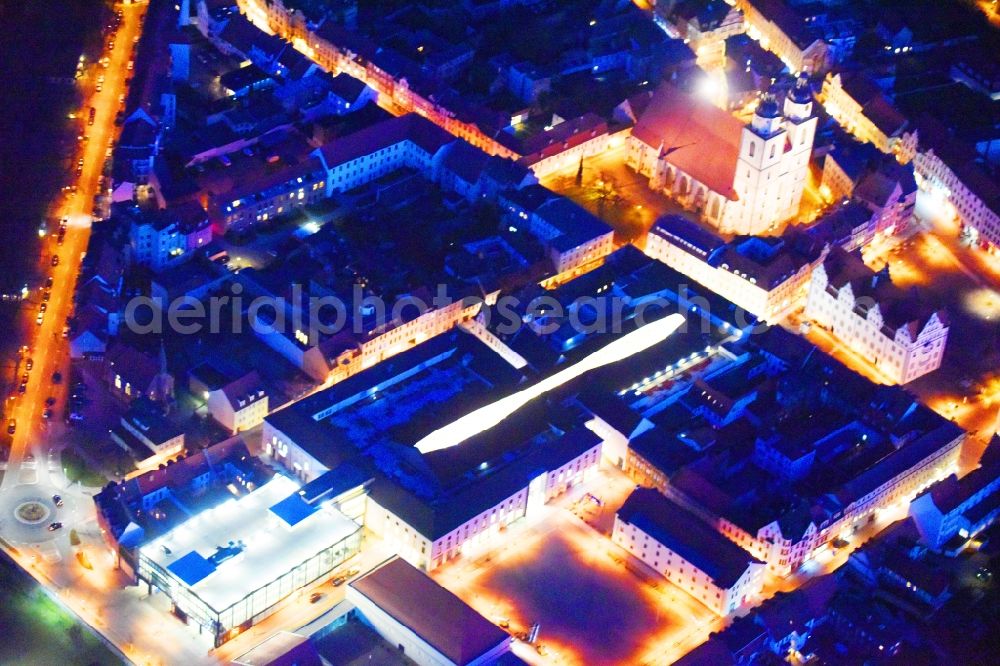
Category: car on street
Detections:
[
  {"x1": 21, "y1": 373, "x2": 29, "y2": 385},
  {"x1": 53, "y1": 371, "x2": 63, "y2": 384},
  {"x1": 45, "y1": 276, "x2": 53, "y2": 289},
  {"x1": 332, "y1": 569, "x2": 358, "y2": 586},
  {"x1": 47, "y1": 522, "x2": 62, "y2": 531},
  {"x1": 51, "y1": 255, "x2": 59, "y2": 267},
  {"x1": 39, "y1": 303, "x2": 47, "y2": 314},
  {"x1": 35, "y1": 312, "x2": 44, "y2": 325},
  {"x1": 42, "y1": 408, "x2": 53, "y2": 420},
  {"x1": 45, "y1": 396, "x2": 56, "y2": 407},
  {"x1": 309, "y1": 592, "x2": 323, "y2": 603},
  {"x1": 43, "y1": 290, "x2": 50, "y2": 302},
  {"x1": 52, "y1": 495, "x2": 63, "y2": 507},
  {"x1": 25, "y1": 358, "x2": 33, "y2": 370},
  {"x1": 6, "y1": 419, "x2": 15, "y2": 435},
  {"x1": 18, "y1": 381, "x2": 27, "y2": 394}
]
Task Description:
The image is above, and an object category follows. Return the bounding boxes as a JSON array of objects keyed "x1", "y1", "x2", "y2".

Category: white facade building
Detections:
[
  {"x1": 644, "y1": 215, "x2": 825, "y2": 323},
  {"x1": 206, "y1": 371, "x2": 269, "y2": 434},
  {"x1": 613, "y1": 487, "x2": 765, "y2": 616},
  {"x1": 913, "y1": 145, "x2": 1000, "y2": 251},
  {"x1": 804, "y1": 249, "x2": 949, "y2": 384}
]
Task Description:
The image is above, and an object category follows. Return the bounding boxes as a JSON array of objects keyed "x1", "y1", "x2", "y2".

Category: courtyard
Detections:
[{"x1": 432, "y1": 466, "x2": 722, "y2": 665}]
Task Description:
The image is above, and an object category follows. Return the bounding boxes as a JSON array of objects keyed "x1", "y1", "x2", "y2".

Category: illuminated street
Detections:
[{"x1": 0, "y1": 4, "x2": 219, "y2": 665}]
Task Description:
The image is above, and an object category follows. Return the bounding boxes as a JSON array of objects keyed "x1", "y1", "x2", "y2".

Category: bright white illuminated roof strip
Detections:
[{"x1": 415, "y1": 313, "x2": 686, "y2": 453}]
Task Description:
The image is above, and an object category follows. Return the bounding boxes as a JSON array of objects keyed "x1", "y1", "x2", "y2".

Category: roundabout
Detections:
[
  {"x1": 0, "y1": 484, "x2": 68, "y2": 545},
  {"x1": 15, "y1": 501, "x2": 50, "y2": 525}
]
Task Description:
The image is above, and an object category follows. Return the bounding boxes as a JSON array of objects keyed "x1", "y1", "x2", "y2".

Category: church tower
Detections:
[
  {"x1": 726, "y1": 78, "x2": 817, "y2": 235},
  {"x1": 729, "y1": 93, "x2": 790, "y2": 235},
  {"x1": 780, "y1": 75, "x2": 818, "y2": 222}
]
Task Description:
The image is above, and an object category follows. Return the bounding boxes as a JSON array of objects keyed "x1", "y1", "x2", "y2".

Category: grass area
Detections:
[
  {"x1": 60, "y1": 449, "x2": 107, "y2": 488},
  {"x1": 0, "y1": 555, "x2": 117, "y2": 665}
]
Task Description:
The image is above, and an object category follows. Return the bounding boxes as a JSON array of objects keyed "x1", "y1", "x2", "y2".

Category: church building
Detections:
[{"x1": 626, "y1": 77, "x2": 817, "y2": 235}]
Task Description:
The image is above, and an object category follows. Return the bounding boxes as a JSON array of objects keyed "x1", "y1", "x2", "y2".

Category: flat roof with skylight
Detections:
[{"x1": 138, "y1": 474, "x2": 362, "y2": 646}]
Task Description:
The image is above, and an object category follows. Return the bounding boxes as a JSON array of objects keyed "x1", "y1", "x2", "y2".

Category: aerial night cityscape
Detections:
[{"x1": 1, "y1": 0, "x2": 1000, "y2": 665}]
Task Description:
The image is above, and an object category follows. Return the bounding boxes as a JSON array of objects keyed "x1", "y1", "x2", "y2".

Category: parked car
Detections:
[
  {"x1": 6, "y1": 419, "x2": 15, "y2": 435},
  {"x1": 309, "y1": 592, "x2": 323, "y2": 603},
  {"x1": 52, "y1": 371, "x2": 62, "y2": 384},
  {"x1": 25, "y1": 358, "x2": 33, "y2": 370},
  {"x1": 332, "y1": 569, "x2": 358, "y2": 586},
  {"x1": 52, "y1": 495, "x2": 63, "y2": 507},
  {"x1": 47, "y1": 522, "x2": 62, "y2": 531},
  {"x1": 51, "y1": 255, "x2": 59, "y2": 267}
]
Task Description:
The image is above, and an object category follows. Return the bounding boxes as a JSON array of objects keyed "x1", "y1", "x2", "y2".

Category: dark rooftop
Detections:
[
  {"x1": 617, "y1": 487, "x2": 763, "y2": 588},
  {"x1": 349, "y1": 558, "x2": 509, "y2": 665}
]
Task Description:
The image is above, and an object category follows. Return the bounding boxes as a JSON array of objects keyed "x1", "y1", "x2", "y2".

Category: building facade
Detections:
[
  {"x1": 804, "y1": 251, "x2": 949, "y2": 384},
  {"x1": 643, "y1": 215, "x2": 825, "y2": 323},
  {"x1": 613, "y1": 488, "x2": 766, "y2": 616},
  {"x1": 820, "y1": 73, "x2": 918, "y2": 163}
]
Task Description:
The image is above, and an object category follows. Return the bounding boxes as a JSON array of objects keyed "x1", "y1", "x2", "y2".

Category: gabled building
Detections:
[
  {"x1": 210, "y1": 156, "x2": 327, "y2": 231},
  {"x1": 804, "y1": 247, "x2": 949, "y2": 384},
  {"x1": 111, "y1": 398, "x2": 186, "y2": 464},
  {"x1": 113, "y1": 109, "x2": 161, "y2": 200},
  {"x1": 806, "y1": 200, "x2": 878, "y2": 252},
  {"x1": 736, "y1": 0, "x2": 829, "y2": 74},
  {"x1": 190, "y1": 364, "x2": 269, "y2": 434},
  {"x1": 499, "y1": 186, "x2": 615, "y2": 279},
  {"x1": 347, "y1": 557, "x2": 512, "y2": 666}
]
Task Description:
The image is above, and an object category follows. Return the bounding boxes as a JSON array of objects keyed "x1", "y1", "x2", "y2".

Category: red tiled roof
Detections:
[
  {"x1": 632, "y1": 84, "x2": 743, "y2": 199},
  {"x1": 316, "y1": 113, "x2": 453, "y2": 170},
  {"x1": 221, "y1": 370, "x2": 265, "y2": 411}
]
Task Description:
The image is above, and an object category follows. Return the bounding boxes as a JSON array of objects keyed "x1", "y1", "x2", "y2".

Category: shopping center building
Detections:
[{"x1": 136, "y1": 474, "x2": 362, "y2": 646}]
